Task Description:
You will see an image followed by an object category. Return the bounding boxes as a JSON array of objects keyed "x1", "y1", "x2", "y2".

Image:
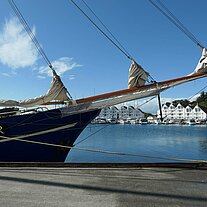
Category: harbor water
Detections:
[{"x1": 66, "y1": 124, "x2": 207, "y2": 163}]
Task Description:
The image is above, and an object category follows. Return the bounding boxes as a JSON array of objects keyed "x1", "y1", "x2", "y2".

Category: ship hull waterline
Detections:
[{"x1": 0, "y1": 108, "x2": 101, "y2": 162}]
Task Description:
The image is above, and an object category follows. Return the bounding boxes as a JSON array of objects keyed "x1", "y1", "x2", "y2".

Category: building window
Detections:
[{"x1": 195, "y1": 108, "x2": 200, "y2": 112}]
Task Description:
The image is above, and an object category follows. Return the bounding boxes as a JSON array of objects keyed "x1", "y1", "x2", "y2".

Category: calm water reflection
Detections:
[{"x1": 66, "y1": 124, "x2": 207, "y2": 162}]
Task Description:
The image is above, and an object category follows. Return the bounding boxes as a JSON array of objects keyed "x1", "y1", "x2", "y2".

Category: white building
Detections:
[
  {"x1": 98, "y1": 105, "x2": 145, "y2": 120},
  {"x1": 192, "y1": 105, "x2": 207, "y2": 120},
  {"x1": 99, "y1": 106, "x2": 119, "y2": 119},
  {"x1": 120, "y1": 106, "x2": 128, "y2": 119},
  {"x1": 128, "y1": 106, "x2": 144, "y2": 120},
  {"x1": 158, "y1": 102, "x2": 207, "y2": 121}
]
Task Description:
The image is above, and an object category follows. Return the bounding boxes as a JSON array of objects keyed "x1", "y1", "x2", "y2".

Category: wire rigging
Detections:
[
  {"x1": 8, "y1": 0, "x2": 54, "y2": 71},
  {"x1": 74, "y1": 124, "x2": 109, "y2": 146},
  {"x1": 70, "y1": 0, "x2": 132, "y2": 60},
  {"x1": 4, "y1": 0, "x2": 207, "y2": 163},
  {"x1": 8, "y1": 0, "x2": 74, "y2": 99},
  {"x1": 70, "y1": 0, "x2": 156, "y2": 83},
  {"x1": 81, "y1": 0, "x2": 133, "y2": 60},
  {"x1": 148, "y1": 0, "x2": 204, "y2": 49}
]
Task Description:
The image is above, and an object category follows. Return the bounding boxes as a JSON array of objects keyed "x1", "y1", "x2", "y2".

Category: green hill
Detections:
[{"x1": 173, "y1": 91, "x2": 207, "y2": 108}]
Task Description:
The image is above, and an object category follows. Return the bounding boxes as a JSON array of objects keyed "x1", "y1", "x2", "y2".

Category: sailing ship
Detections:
[{"x1": 0, "y1": 1, "x2": 207, "y2": 162}]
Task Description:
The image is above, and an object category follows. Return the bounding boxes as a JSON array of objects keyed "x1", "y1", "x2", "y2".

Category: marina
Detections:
[{"x1": 92, "y1": 117, "x2": 207, "y2": 125}]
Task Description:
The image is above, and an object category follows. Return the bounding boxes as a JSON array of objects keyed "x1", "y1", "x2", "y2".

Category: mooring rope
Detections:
[{"x1": 0, "y1": 135, "x2": 206, "y2": 163}]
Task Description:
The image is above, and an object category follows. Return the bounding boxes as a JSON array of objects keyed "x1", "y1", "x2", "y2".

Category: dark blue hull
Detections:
[{"x1": 0, "y1": 108, "x2": 101, "y2": 162}]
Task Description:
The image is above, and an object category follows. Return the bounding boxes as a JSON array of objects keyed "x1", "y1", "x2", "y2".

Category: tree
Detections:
[
  {"x1": 172, "y1": 99, "x2": 190, "y2": 106},
  {"x1": 196, "y1": 91, "x2": 207, "y2": 102}
]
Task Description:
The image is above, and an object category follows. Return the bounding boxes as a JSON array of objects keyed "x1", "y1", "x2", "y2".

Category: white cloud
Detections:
[
  {"x1": 69, "y1": 74, "x2": 75, "y2": 80},
  {"x1": 37, "y1": 75, "x2": 46, "y2": 79},
  {"x1": 38, "y1": 57, "x2": 82, "y2": 77},
  {"x1": 0, "y1": 17, "x2": 82, "y2": 78},
  {"x1": 0, "y1": 17, "x2": 38, "y2": 69},
  {"x1": 1, "y1": 72, "x2": 11, "y2": 77}
]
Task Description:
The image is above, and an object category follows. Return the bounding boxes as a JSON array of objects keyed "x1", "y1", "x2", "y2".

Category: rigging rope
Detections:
[
  {"x1": 8, "y1": 0, "x2": 74, "y2": 99},
  {"x1": 74, "y1": 124, "x2": 110, "y2": 146},
  {"x1": 81, "y1": 0, "x2": 133, "y2": 60},
  {"x1": 70, "y1": 0, "x2": 156, "y2": 83},
  {"x1": 8, "y1": 0, "x2": 54, "y2": 71},
  {"x1": 70, "y1": 0, "x2": 132, "y2": 60},
  {"x1": 188, "y1": 84, "x2": 207, "y2": 101},
  {"x1": 3, "y1": 0, "x2": 206, "y2": 164},
  {"x1": 136, "y1": 96, "x2": 157, "y2": 108},
  {"x1": 148, "y1": 0, "x2": 204, "y2": 49},
  {"x1": 0, "y1": 134, "x2": 206, "y2": 163}
]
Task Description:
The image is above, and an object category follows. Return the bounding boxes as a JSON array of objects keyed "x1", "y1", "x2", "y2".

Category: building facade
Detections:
[
  {"x1": 158, "y1": 102, "x2": 207, "y2": 121},
  {"x1": 98, "y1": 105, "x2": 145, "y2": 120}
]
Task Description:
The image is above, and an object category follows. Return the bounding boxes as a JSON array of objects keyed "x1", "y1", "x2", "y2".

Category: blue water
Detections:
[{"x1": 66, "y1": 124, "x2": 207, "y2": 162}]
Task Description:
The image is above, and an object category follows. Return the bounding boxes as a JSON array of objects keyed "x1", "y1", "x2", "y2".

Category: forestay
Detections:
[{"x1": 0, "y1": 71, "x2": 72, "y2": 108}]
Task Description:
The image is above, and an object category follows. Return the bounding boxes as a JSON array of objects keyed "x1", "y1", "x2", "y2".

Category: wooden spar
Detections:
[
  {"x1": 41, "y1": 101, "x2": 66, "y2": 106},
  {"x1": 76, "y1": 72, "x2": 207, "y2": 104},
  {"x1": 43, "y1": 72, "x2": 207, "y2": 106}
]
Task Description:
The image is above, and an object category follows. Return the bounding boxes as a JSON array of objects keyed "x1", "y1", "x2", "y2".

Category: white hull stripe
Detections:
[{"x1": 0, "y1": 122, "x2": 77, "y2": 143}]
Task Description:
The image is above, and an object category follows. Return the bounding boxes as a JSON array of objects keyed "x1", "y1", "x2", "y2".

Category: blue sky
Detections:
[{"x1": 0, "y1": 0, "x2": 206, "y2": 113}]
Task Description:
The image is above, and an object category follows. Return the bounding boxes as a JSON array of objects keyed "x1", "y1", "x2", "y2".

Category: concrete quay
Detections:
[{"x1": 0, "y1": 163, "x2": 206, "y2": 207}]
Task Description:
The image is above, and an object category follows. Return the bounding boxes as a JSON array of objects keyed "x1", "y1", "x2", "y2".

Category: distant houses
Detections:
[
  {"x1": 93, "y1": 99, "x2": 207, "y2": 125},
  {"x1": 93, "y1": 101, "x2": 207, "y2": 125},
  {"x1": 158, "y1": 102, "x2": 207, "y2": 123},
  {"x1": 95, "y1": 105, "x2": 145, "y2": 123}
]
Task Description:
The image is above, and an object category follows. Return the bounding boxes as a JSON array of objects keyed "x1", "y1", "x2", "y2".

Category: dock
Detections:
[{"x1": 0, "y1": 163, "x2": 206, "y2": 207}]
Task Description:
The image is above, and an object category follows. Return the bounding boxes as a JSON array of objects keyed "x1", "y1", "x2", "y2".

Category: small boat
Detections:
[
  {"x1": 139, "y1": 118, "x2": 148, "y2": 125},
  {"x1": 130, "y1": 119, "x2": 140, "y2": 125},
  {"x1": 95, "y1": 118, "x2": 107, "y2": 124},
  {"x1": 119, "y1": 119, "x2": 126, "y2": 125},
  {"x1": 0, "y1": 1, "x2": 206, "y2": 162},
  {"x1": 187, "y1": 119, "x2": 196, "y2": 125},
  {"x1": 107, "y1": 118, "x2": 118, "y2": 124}
]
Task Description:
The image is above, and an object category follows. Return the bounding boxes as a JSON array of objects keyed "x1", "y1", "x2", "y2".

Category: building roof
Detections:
[
  {"x1": 128, "y1": 106, "x2": 135, "y2": 109},
  {"x1": 199, "y1": 105, "x2": 207, "y2": 113},
  {"x1": 111, "y1": 106, "x2": 119, "y2": 110}
]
